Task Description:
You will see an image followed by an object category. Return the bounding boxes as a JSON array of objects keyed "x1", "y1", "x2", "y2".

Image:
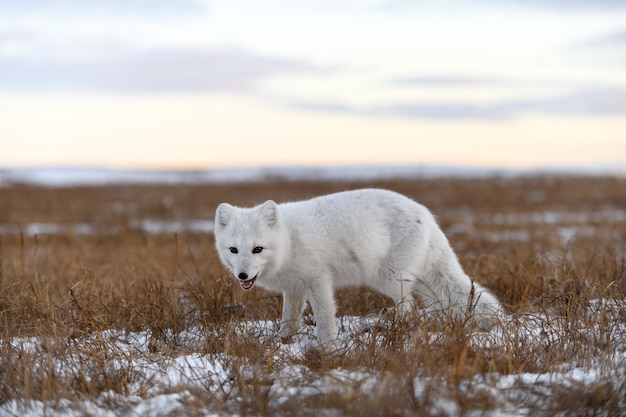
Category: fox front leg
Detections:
[
  {"x1": 279, "y1": 292, "x2": 306, "y2": 343},
  {"x1": 308, "y1": 281, "x2": 338, "y2": 349}
]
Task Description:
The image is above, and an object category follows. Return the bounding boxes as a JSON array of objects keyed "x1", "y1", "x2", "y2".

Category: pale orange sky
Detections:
[
  {"x1": 2, "y1": 93, "x2": 624, "y2": 169},
  {"x1": 1, "y1": 1, "x2": 625, "y2": 170}
]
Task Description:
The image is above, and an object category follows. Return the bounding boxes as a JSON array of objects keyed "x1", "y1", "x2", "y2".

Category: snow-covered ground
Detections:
[
  {"x1": 0, "y1": 219, "x2": 216, "y2": 237},
  {"x1": 1, "y1": 302, "x2": 625, "y2": 417},
  {"x1": 1, "y1": 166, "x2": 624, "y2": 415},
  {"x1": 3, "y1": 209, "x2": 626, "y2": 253},
  {"x1": 0, "y1": 165, "x2": 499, "y2": 187},
  {"x1": 1, "y1": 163, "x2": 624, "y2": 188}
]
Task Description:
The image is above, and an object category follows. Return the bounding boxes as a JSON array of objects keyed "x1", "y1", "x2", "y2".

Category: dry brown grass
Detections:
[{"x1": 0, "y1": 175, "x2": 625, "y2": 416}]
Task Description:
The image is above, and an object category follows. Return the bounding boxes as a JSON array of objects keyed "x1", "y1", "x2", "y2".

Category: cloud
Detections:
[
  {"x1": 509, "y1": 0, "x2": 626, "y2": 10},
  {"x1": 0, "y1": 39, "x2": 317, "y2": 93},
  {"x1": 290, "y1": 88, "x2": 626, "y2": 120},
  {"x1": 392, "y1": 76, "x2": 505, "y2": 87},
  {"x1": 0, "y1": 0, "x2": 205, "y2": 16},
  {"x1": 378, "y1": 0, "x2": 626, "y2": 12},
  {"x1": 576, "y1": 28, "x2": 626, "y2": 48},
  {"x1": 505, "y1": 88, "x2": 626, "y2": 116}
]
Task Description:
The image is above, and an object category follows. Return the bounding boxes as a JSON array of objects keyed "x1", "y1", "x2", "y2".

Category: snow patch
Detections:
[{"x1": 3, "y1": 163, "x2": 623, "y2": 188}]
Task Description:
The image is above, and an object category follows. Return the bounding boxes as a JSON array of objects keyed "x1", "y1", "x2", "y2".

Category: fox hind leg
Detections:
[{"x1": 374, "y1": 270, "x2": 418, "y2": 316}]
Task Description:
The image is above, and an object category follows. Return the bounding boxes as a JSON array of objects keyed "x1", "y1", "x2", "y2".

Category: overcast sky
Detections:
[{"x1": 1, "y1": 0, "x2": 625, "y2": 169}]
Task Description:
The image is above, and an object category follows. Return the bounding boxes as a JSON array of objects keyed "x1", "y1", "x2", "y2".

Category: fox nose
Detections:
[{"x1": 238, "y1": 272, "x2": 248, "y2": 280}]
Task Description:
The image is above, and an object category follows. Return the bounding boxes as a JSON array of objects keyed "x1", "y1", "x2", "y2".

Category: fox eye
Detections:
[
  {"x1": 252, "y1": 246, "x2": 263, "y2": 254},
  {"x1": 229, "y1": 247, "x2": 238, "y2": 254}
]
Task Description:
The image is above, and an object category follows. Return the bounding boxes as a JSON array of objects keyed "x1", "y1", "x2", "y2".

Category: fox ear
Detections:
[
  {"x1": 260, "y1": 200, "x2": 278, "y2": 227},
  {"x1": 216, "y1": 203, "x2": 235, "y2": 227}
]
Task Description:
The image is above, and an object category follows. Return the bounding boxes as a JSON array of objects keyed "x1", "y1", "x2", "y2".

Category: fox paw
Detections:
[{"x1": 278, "y1": 325, "x2": 297, "y2": 344}]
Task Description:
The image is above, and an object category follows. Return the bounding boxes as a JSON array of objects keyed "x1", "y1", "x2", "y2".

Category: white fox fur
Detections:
[{"x1": 214, "y1": 188, "x2": 502, "y2": 347}]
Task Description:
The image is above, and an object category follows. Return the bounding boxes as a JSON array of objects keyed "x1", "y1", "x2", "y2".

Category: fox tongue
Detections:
[{"x1": 240, "y1": 278, "x2": 255, "y2": 290}]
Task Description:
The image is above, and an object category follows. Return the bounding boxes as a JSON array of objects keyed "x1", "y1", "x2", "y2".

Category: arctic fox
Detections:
[{"x1": 214, "y1": 189, "x2": 502, "y2": 347}]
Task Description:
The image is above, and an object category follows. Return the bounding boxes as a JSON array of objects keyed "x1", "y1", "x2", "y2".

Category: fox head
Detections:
[{"x1": 214, "y1": 200, "x2": 288, "y2": 290}]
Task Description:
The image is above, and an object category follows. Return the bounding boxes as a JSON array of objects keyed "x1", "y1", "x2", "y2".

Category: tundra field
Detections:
[{"x1": 0, "y1": 175, "x2": 625, "y2": 416}]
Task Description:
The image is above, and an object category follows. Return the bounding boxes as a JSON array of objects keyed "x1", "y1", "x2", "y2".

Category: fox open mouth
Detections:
[{"x1": 239, "y1": 275, "x2": 257, "y2": 290}]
